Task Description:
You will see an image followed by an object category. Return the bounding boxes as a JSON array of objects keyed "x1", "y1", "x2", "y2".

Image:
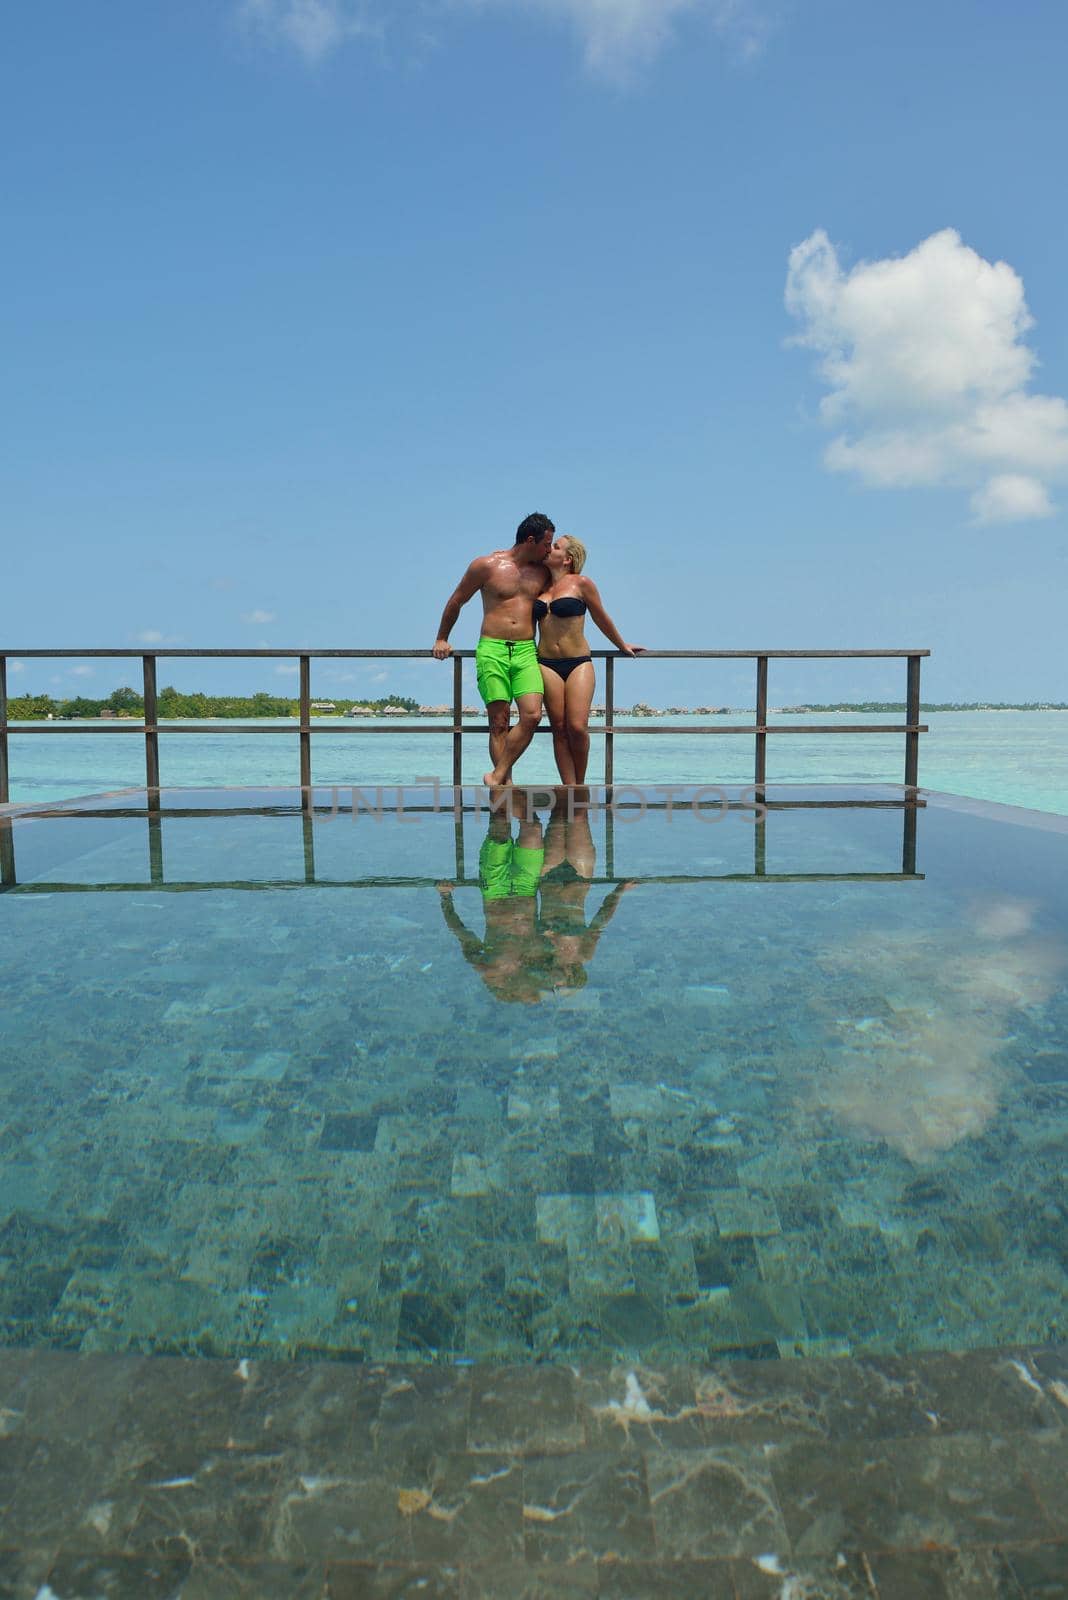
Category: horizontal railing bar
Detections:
[
  {"x1": 1, "y1": 872, "x2": 925, "y2": 894},
  {"x1": 1, "y1": 647, "x2": 932, "y2": 659},
  {"x1": 2, "y1": 722, "x2": 930, "y2": 736},
  {"x1": 5, "y1": 797, "x2": 927, "y2": 820}
]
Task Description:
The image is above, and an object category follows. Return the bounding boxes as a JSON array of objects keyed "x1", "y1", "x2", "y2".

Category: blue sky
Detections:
[{"x1": 3, "y1": 0, "x2": 1067, "y2": 706}]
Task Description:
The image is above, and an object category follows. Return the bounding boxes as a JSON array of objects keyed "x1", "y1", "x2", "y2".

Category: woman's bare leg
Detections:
[
  {"x1": 563, "y1": 663, "x2": 596, "y2": 785},
  {"x1": 540, "y1": 664, "x2": 577, "y2": 785}
]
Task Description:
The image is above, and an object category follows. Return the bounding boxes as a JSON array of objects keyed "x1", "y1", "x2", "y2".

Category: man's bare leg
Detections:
[
  {"x1": 484, "y1": 692, "x2": 543, "y2": 787},
  {"x1": 486, "y1": 702, "x2": 511, "y2": 781}
]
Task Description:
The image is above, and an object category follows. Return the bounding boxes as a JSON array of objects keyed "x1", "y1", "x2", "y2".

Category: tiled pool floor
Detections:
[
  {"x1": 0, "y1": 1342, "x2": 1066, "y2": 1597},
  {"x1": 2, "y1": 786, "x2": 1068, "y2": 1595},
  {"x1": 0, "y1": 787, "x2": 1066, "y2": 1366}
]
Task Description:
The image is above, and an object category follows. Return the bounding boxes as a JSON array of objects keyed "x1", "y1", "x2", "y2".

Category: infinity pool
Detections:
[{"x1": 1, "y1": 785, "x2": 1065, "y2": 1365}]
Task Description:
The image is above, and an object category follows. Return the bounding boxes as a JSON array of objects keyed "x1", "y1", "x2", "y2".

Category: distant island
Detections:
[{"x1": 6, "y1": 688, "x2": 1068, "y2": 720}]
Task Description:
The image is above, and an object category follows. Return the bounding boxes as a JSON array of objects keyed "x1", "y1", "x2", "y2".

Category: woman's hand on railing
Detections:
[{"x1": 619, "y1": 643, "x2": 645, "y2": 657}]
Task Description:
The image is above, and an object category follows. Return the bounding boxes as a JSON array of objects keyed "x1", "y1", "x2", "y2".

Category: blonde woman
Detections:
[{"x1": 534, "y1": 536, "x2": 643, "y2": 785}]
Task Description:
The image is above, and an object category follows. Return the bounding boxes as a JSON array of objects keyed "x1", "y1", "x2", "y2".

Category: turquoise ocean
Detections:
[{"x1": 5, "y1": 709, "x2": 1068, "y2": 813}]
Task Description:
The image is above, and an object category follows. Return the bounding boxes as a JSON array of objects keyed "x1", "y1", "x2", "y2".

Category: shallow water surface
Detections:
[{"x1": 1, "y1": 785, "x2": 1065, "y2": 1365}]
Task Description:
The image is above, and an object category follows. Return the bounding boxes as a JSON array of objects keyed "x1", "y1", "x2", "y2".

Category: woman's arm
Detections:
[{"x1": 579, "y1": 577, "x2": 643, "y2": 656}]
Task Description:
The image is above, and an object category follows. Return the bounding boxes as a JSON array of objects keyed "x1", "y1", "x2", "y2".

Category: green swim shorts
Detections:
[
  {"x1": 479, "y1": 836, "x2": 545, "y2": 900},
  {"x1": 475, "y1": 637, "x2": 544, "y2": 706}
]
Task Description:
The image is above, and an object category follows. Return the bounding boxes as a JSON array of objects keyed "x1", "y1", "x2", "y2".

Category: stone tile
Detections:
[
  {"x1": 460, "y1": 1563, "x2": 598, "y2": 1597},
  {"x1": 645, "y1": 1445, "x2": 788, "y2": 1558},
  {"x1": 869, "y1": 1546, "x2": 1026, "y2": 1598},
  {"x1": 450, "y1": 1155, "x2": 498, "y2": 1197},
  {"x1": 397, "y1": 1293, "x2": 467, "y2": 1356},
  {"x1": 0, "y1": 1436, "x2": 143, "y2": 1552},
  {"x1": 597, "y1": 1558, "x2": 736, "y2": 1596},
  {"x1": 599, "y1": 1293, "x2": 667, "y2": 1350},
  {"x1": 222, "y1": 1360, "x2": 382, "y2": 1454},
  {"x1": 609, "y1": 1085, "x2": 666, "y2": 1119},
  {"x1": 39, "y1": 1554, "x2": 194, "y2": 1599},
  {"x1": 507, "y1": 1090, "x2": 560, "y2": 1122},
  {"x1": 373, "y1": 1367, "x2": 473, "y2": 1471},
  {"x1": 468, "y1": 1367, "x2": 582, "y2": 1454},
  {"x1": 123, "y1": 1450, "x2": 285, "y2": 1562},
  {"x1": 730, "y1": 1282, "x2": 807, "y2": 1344},
  {"x1": 1018, "y1": 1430, "x2": 1068, "y2": 1534},
  {"x1": 862, "y1": 1350, "x2": 1067, "y2": 1436},
  {"x1": 0, "y1": 1548, "x2": 55, "y2": 1600},
  {"x1": 271, "y1": 1470, "x2": 412, "y2": 1563},
  {"x1": 178, "y1": 1560, "x2": 328, "y2": 1598},
  {"x1": 320, "y1": 1115, "x2": 380, "y2": 1152},
  {"x1": 407, "y1": 1453, "x2": 523, "y2": 1563},
  {"x1": 595, "y1": 1194, "x2": 659, "y2": 1244},
  {"x1": 692, "y1": 1235, "x2": 761, "y2": 1290},
  {"x1": 577, "y1": 1365, "x2": 703, "y2": 1450},
  {"x1": 770, "y1": 1434, "x2": 1050, "y2": 1556},
  {"x1": 711, "y1": 1189, "x2": 781, "y2": 1238},
  {"x1": 1000, "y1": 1542, "x2": 1068, "y2": 1598},
  {"x1": 731, "y1": 1551, "x2": 874, "y2": 1598},
  {"x1": 327, "y1": 1564, "x2": 460, "y2": 1598},
  {"x1": 522, "y1": 1451, "x2": 654, "y2": 1563}
]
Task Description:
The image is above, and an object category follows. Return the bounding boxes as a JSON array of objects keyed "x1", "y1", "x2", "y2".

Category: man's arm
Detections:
[
  {"x1": 437, "y1": 884, "x2": 483, "y2": 964},
  {"x1": 433, "y1": 559, "x2": 490, "y2": 659}
]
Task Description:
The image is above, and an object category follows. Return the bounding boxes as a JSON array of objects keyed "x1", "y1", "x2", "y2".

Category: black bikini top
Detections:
[{"x1": 533, "y1": 595, "x2": 588, "y2": 622}]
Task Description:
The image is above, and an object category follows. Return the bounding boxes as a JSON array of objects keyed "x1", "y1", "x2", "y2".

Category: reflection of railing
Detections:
[
  {"x1": 0, "y1": 646, "x2": 930, "y2": 803},
  {"x1": 0, "y1": 791, "x2": 924, "y2": 893}
]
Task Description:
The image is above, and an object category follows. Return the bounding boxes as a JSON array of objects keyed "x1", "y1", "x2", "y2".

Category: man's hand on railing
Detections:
[{"x1": 432, "y1": 639, "x2": 452, "y2": 660}]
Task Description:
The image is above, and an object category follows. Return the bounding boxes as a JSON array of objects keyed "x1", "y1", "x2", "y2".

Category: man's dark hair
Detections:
[{"x1": 516, "y1": 512, "x2": 555, "y2": 545}]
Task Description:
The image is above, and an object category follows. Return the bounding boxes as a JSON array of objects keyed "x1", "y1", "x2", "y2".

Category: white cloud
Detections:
[
  {"x1": 475, "y1": 0, "x2": 765, "y2": 75},
  {"x1": 71, "y1": 665, "x2": 94, "y2": 677},
  {"x1": 237, "y1": 0, "x2": 766, "y2": 74},
  {"x1": 971, "y1": 474, "x2": 1054, "y2": 525},
  {"x1": 786, "y1": 227, "x2": 1068, "y2": 522},
  {"x1": 275, "y1": 663, "x2": 300, "y2": 675},
  {"x1": 242, "y1": 609, "x2": 277, "y2": 625},
  {"x1": 9, "y1": 660, "x2": 26, "y2": 674},
  {"x1": 133, "y1": 629, "x2": 182, "y2": 645},
  {"x1": 239, "y1": 0, "x2": 379, "y2": 62}
]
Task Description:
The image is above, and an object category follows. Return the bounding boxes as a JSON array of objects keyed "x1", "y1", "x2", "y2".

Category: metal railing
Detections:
[{"x1": 0, "y1": 646, "x2": 930, "y2": 805}]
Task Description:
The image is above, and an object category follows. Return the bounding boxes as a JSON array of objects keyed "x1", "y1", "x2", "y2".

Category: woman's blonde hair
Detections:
[{"x1": 560, "y1": 535, "x2": 587, "y2": 574}]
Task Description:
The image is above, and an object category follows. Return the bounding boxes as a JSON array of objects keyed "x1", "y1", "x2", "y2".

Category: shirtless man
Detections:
[{"x1": 433, "y1": 512, "x2": 554, "y2": 787}]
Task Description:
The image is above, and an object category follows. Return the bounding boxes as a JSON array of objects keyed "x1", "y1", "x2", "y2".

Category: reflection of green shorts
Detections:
[
  {"x1": 480, "y1": 836, "x2": 545, "y2": 900},
  {"x1": 475, "y1": 637, "x2": 543, "y2": 706}
]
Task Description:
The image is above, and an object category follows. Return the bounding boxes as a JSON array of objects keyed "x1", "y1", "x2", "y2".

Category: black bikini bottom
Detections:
[{"x1": 539, "y1": 655, "x2": 593, "y2": 683}]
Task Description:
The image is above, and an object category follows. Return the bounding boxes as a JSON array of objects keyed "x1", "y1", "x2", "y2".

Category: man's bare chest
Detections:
[{"x1": 482, "y1": 559, "x2": 542, "y2": 604}]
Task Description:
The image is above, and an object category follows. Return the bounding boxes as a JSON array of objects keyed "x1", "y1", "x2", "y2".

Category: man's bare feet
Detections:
[{"x1": 483, "y1": 769, "x2": 512, "y2": 788}]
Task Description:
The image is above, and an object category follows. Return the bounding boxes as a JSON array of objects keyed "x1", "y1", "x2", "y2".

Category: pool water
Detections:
[{"x1": 1, "y1": 785, "x2": 1065, "y2": 1366}]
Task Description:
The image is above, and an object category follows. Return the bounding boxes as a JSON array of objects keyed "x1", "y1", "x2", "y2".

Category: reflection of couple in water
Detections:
[
  {"x1": 432, "y1": 510, "x2": 641, "y2": 788},
  {"x1": 437, "y1": 791, "x2": 636, "y2": 1004}
]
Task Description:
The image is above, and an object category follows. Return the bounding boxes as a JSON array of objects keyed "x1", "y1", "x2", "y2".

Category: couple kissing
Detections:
[{"x1": 432, "y1": 511, "x2": 643, "y2": 787}]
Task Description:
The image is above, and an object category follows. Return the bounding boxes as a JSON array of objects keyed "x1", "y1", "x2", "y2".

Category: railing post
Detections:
[
  {"x1": 0, "y1": 654, "x2": 9, "y2": 805},
  {"x1": 452, "y1": 655, "x2": 463, "y2": 790},
  {"x1": 302, "y1": 810, "x2": 316, "y2": 884},
  {"x1": 754, "y1": 811, "x2": 766, "y2": 876},
  {"x1": 902, "y1": 802, "x2": 917, "y2": 876},
  {"x1": 0, "y1": 817, "x2": 13, "y2": 889},
  {"x1": 142, "y1": 654, "x2": 159, "y2": 802},
  {"x1": 147, "y1": 811, "x2": 164, "y2": 885},
  {"x1": 604, "y1": 655, "x2": 615, "y2": 789},
  {"x1": 904, "y1": 654, "x2": 921, "y2": 789},
  {"x1": 299, "y1": 655, "x2": 312, "y2": 803},
  {"x1": 755, "y1": 655, "x2": 768, "y2": 787}
]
